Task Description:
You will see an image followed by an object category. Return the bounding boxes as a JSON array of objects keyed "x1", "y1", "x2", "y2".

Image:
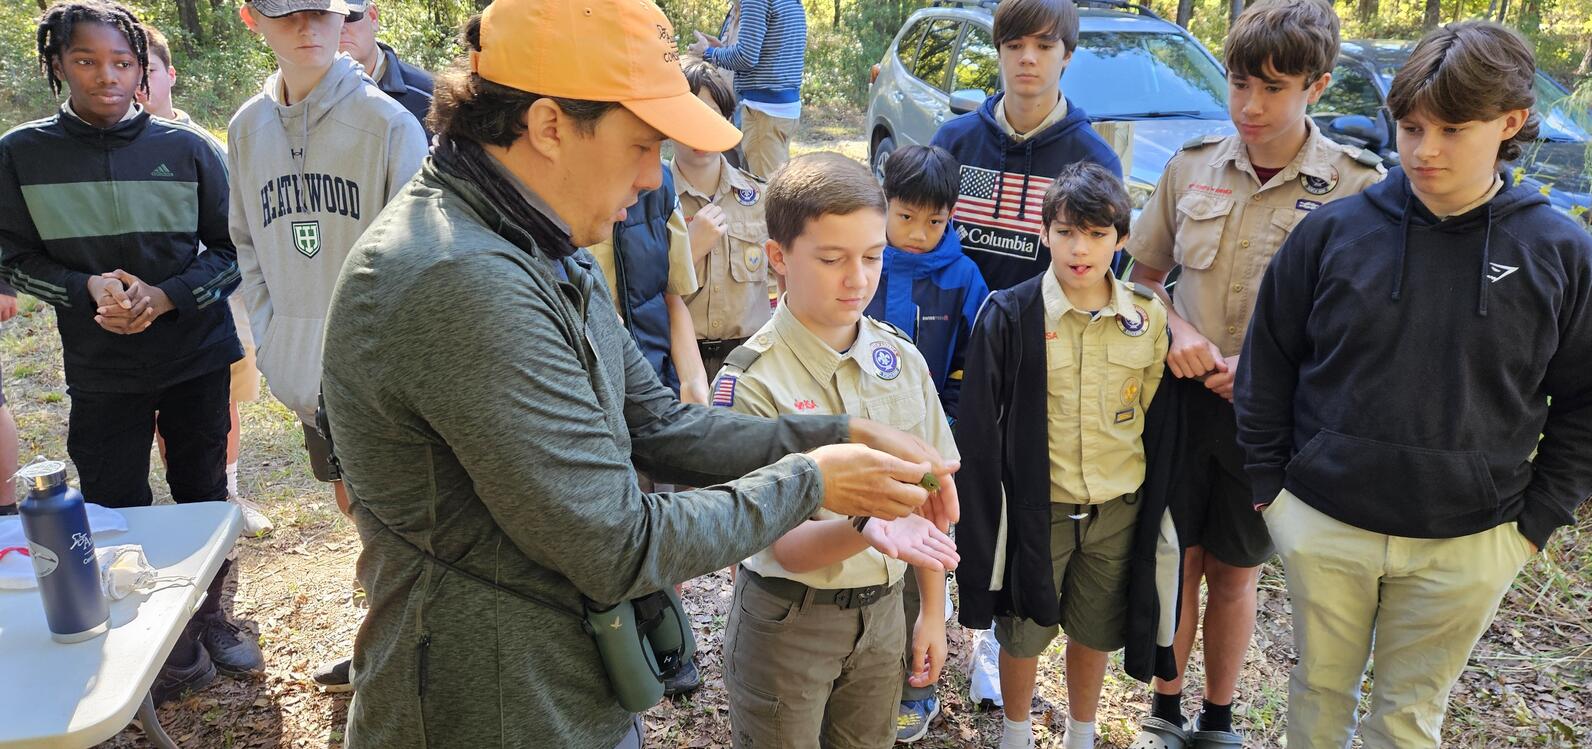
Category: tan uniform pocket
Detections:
[
  {"x1": 865, "y1": 391, "x2": 925, "y2": 431},
  {"x1": 1262, "y1": 208, "x2": 1307, "y2": 257},
  {"x1": 1173, "y1": 193, "x2": 1233, "y2": 271},
  {"x1": 1103, "y1": 338, "x2": 1157, "y2": 424},
  {"x1": 727, "y1": 220, "x2": 769, "y2": 283}
]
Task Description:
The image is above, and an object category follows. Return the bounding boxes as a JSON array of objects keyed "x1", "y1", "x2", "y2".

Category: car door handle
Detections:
[{"x1": 891, "y1": 91, "x2": 905, "y2": 103}]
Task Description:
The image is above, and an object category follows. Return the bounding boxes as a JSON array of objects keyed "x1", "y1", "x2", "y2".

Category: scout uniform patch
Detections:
[
  {"x1": 711, "y1": 374, "x2": 738, "y2": 407},
  {"x1": 1301, "y1": 166, "x2": 1340, "y2": 195},
  {"x1": 1120, "y1": 377, "x2": 1142, "y2": 406},
  {"x1": 1114, "y1": 407, "x2": 1135, "y2": 424},
  {"x1": 1117, "y1": 305, "x2": 1149, "y2": 337},
  {"x1": 745, "y1": 246, "x2": 763, "y2": 270},
  {"x1": 735, "y1": 186, "x2": 758, "y2": 206},
  {"x1": 870, "y1": 342, "x2": 901, "y2": 380}
]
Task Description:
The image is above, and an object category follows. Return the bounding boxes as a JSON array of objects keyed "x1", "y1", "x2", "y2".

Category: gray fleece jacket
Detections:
[{"x1": 322, "y1": 159, "x2": 847, "y2": 748}]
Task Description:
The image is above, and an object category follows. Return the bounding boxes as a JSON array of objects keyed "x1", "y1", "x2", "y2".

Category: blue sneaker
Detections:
[{"x1": 895, "y1": 697, "x2": 940, "y2": 743}]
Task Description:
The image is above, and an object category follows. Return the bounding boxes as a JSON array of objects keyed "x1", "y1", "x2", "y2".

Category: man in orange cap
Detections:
[{"x1": 320, "y1": 0, "x2": 963, "y2": 746}]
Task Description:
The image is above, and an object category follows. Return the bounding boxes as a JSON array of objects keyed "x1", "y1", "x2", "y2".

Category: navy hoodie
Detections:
[
  {"x1": 1236, "y1": 167, "x2": 1592, "y2": 549},
  {"x1": 864, "y1": 222, "x2": 989, "y2": 419},
  {"x1": 930, "y1": 93, "x2": 1122, "y2": 291}
]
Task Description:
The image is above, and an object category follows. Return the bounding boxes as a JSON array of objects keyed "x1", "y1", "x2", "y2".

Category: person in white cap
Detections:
[{"x1": 319, "y1": 0, "x2": 963, "y2": 746}]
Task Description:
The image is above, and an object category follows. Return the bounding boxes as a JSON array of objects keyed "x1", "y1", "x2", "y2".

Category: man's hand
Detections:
[
  {"x1": 1203, "y1": 354, "x2": 1239, "y2": 402},
  {"x1": 860, "y1": 513, "x2": 959, "y2": 571},
  {"x1": 1166, "y1": 316, "x2": 1225, "y2": 379},
  {"x1": 0, "y1": 294, "x2": 17, "y2": 323},
  {"x1": 848, "y1": 418, "x2": 960, "y2": 530},
  {"x1": 688, "y1": 30, "x2": 723, "y2": 58},
  {"x1": 808, "y1": 442, "x2": 930, "y2": 520},
  {"x1": 687, "y1": 204, "x2": 727, "y2": 262},
  {"x1": 909, "y1": 616, "x2": 948, "y2": 688}
]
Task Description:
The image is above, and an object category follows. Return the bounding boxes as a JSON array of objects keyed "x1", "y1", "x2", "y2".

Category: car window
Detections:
[
  {"x1": 953, "y1": 24, "x2": 999, "y2": 95},
  {"x1": 912, "y1": 19, "x2": 961, "y2": 92},
  {"x1": 1061, "y1": 31, "x2": 1228, "y2": 118},
  {"x1": 895, "y1": 19, "x2": 928, "y2": 73},
  {"x1": 1311, "y1": 64, "x2": 1382, "y2": 118}
]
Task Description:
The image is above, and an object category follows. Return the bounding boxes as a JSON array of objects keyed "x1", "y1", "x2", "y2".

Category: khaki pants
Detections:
[
  {"x1": 724, "y1": 572, "x2": 905, "y2": 748},
  {"x1": 741, "y1": 105, "x2": 799, "y2": 180},
  {"x1": 1264, "y1": 489, "x2": 1534, "y2": 749}
]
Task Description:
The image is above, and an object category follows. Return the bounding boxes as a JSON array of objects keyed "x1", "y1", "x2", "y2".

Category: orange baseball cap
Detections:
[{"x1": 471, "y1": 0, "x2": 742, "y2": 153}]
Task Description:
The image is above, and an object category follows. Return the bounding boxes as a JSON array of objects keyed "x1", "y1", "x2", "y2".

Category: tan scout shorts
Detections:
[
  {"x1": 724, "y1": 571, "x2": 905, "y2": 748},
  {"x1": 995, "y1": 494, "x2": 1138, "y2": 657}
]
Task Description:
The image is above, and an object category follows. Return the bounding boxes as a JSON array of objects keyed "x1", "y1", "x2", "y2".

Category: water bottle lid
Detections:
[{"x1": 16, "y1": 459, "x2": 67, "y2": 492}]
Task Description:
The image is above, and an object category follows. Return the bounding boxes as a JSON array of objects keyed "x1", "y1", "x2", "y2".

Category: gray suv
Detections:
[{"x1": 865, "y1": 0, "x2": 1234, "y2": 212}]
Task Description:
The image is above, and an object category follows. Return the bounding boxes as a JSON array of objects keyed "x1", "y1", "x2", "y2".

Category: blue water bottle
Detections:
[{"x1": 17, "y1": 458, "x2": 108, "y2": 643}]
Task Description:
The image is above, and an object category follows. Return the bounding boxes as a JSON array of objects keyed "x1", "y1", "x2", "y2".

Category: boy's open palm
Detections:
[{"x1": 861, "y1": 512, "x2": 959, "y2": 571}]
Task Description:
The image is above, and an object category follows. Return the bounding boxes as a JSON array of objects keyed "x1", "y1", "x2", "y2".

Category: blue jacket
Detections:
[
  {"x1": 373, "y1": 43, "x2": 434, "y2": 139},
  {"x1": 864, "y1": 224, "x2": 988, "y2": 420},
  {"x1": 931, "y1": 93, "x2": 1121, "y2": 292},
  {"x1": 609, "y1": 169, "x2": 679, "y2": 392}
]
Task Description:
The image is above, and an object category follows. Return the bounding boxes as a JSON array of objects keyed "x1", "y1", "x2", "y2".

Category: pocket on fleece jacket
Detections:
[{"x1": 1285, "y1": 429, "x2": 1501, "y2": 538}]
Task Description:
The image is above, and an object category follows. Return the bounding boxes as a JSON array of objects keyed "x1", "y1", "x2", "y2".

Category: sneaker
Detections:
[
  {"x1": 230, "y1": 492, "x2": 273, "y2": 537},
  {"x1": 313, "y1": 657, "x2": 354, "y2": 693},
  {"x1": 152, "y1": 639, "x2": 217, "y2": 706},
  {"x1": 662, "y1": 657, "x2": 703, "y2": 697},
  {"x1": 198, "y1": 612, "x2": 264, "y2": 675},
  {"x1": 896, "y1": 697, "x2": 940, "y2": 743}
]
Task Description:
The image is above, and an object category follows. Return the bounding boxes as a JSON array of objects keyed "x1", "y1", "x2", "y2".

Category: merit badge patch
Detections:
[
  {"x1": 1117, "y1": 305, "x2": 1149, "y2": 337},
  {"x1": 1296, "y1": 199, "x2": 1322, "y2": 212},
  {"x1": 1114, "y1": 407, "x2": 1135, "y2": 424},
  {"x1": 870, "y1": 342, "x2": 901, "y2": 381},
  {"x1": 292, "y1": 221, "x2": 322, "y2": 258},
  {"x1": 735, "y1": 187, "x2": 759, "y2": 206},
  {"x1": 1120, "y1": 377, "x2": 1142, "y2": 406},
  {"x1": 745, "y1": 246, "x2": 763, "y2": 270},
  {"x1": 711, "y1": 374, "x2": 738, "y2": 407},
  {"x1": 1301, "y1": 166, "x2": 1339, "y2": 196}
]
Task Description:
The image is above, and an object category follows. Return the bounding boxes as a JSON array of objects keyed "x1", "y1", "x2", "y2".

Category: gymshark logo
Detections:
[
  {"x1": 1487, "y1": 263, "x2": 1519, "y2": 283},
  {"x1": 150, "y1": 163, "x2": 174, "y2": 178}
]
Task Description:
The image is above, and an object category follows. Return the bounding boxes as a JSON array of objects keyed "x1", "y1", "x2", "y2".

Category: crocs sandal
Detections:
[
  {"x1": 1129, "y1": 717, "x2": 1189, "y2": 749},
  {"x1": 1189, "y1": 729, "x2": 1243, "y2": 748}
]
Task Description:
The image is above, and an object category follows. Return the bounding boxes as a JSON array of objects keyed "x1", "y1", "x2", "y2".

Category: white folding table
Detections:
[{"x1": 0, "y1": 501, "x2": 241, "y2": 748}]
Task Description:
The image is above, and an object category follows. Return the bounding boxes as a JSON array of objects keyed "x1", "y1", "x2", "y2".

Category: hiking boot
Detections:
[
  {"x1": 313, "y1": 657, "x2": 354, "y2": 693},
  {"x1": 198, "y1": 612, "x2": 264, "y2": 675},
  {"x1": 895, "y1": 696, "x2": 940, "y2": 743},
  {"x1": 152, "y1": 640, "x2": 217, "y2": 706},
  {"x1": 229, "y1": 492, "x2": 273, "y2": 537},
  {"x1": 662, "y1": 657, "x2": 703, "y2": 697}
]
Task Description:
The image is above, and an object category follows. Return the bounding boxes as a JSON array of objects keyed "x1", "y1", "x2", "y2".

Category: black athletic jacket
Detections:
[
  {"x1": 0, "y1": 106, "x2": 240, "y2": 392},
  {"x1": 1237, "y1": 167, "x2": 1592, "y2": 550}
]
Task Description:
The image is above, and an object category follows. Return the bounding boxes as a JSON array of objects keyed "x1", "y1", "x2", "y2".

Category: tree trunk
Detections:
[
  {"x1": 175, "y1": 0, "x2": 205, "y2": 45},
  {"x1": 1519, "y1": 0, "x2": 1542, "y2": 33},
  {"x1": 1357, "y1": 0, "x2": 1379, "y2": 24},
  {"x1": 35, "y1": 0, "x2": 46, "y2": 10},
  {"x1": 1496, "y1": 0, "x2": 1510, "y2": 20},
  {"x1": 1177, "y1": 0, "x2": 1194, "y2": 28},
  {"x1": 834, "y1": 0, "x2": 841, "y2": 28},
  {"x1": 1578, "y1": 34, "x2": 1592, "y2": 77},
  {"x1": 1228, "y1": 0, "x2": 1244, "y2": 28},
  {"x1": 1422, "y1": 0, "x2": 1441, "y2": 28}
]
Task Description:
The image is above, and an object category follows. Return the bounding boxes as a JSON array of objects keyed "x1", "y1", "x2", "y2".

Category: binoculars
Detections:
[{"x1": 584, "y1": 587, "x2": 697, "y2": 712}]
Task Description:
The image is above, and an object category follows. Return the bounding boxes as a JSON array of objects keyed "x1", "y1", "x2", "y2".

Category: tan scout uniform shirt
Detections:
[
  {"x1": 715, "y1": 302, "x2": 960, "y2": 588},
  {"x1": 671, "y1": 156, "x2": 773, "y2": 340},
  {"x1": 1042, "y1": 270, "x2": 1170, "y2": 504},
  {"x1": 585, "y1": 207, "x2": 699, "y2": 313},
  {"x1": 1127, "y1": 120, "x2": 1385, "y2": 355}
]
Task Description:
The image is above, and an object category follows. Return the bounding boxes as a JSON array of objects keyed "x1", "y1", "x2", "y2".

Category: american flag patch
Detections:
[
  {"x1": 711, "y1": 374, "x2": 738, "y2": 407},
  {"x1": 953, "y1": 166, "x2": 1054, "y2": 261}
]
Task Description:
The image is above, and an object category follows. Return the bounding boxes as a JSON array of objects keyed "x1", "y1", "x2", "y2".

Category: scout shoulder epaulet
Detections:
[
  {"x1": 1351, "y1": 147, "x2": 1385, "y2": 170},
  {"x1": 1130, "y1": 282, "x2": 1157, "y2": 301},
  {"x1": 1181, "y1": 134, "x2": 1223, "y2": 151},
  {"x1": 722, "y1": 332, "x2": 774, "y2": 373},
  {"x1": 868, "y1": 316, "x2": 915, "y2": 344}
]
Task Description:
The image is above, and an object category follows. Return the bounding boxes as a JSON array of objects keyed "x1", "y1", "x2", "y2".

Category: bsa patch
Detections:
[
  {"x1": 711, "y1": 374, "x2": 738, "y2": 407},
  {"x1": 744, "y1": 246, "x2": 763, "y2": 270},
  {"x1": 1120, "y1": 377, "x2": 1142, "y2": 406},
  {"x1": 1114, "y1": 407, "x2": 1135, "y2": 424},
  {"x1": 1117, "y1": 305, "x2": 1149, "y2": 337},
  {"x1": 870, "y1": 342, "x2": 901, "y2": 381},
  {"x1": 1301, "y1": 166, "x2": 1339, "y2": 196},
  {"x1": 793, "y1": 398, "x2": 817, "y2": 412},
  {"x1": 1296, "y1": 199, "x2": 1323, "y2": 212},
  {"x1": 735, "y1": 186, "x2": 759, "y2": 206},
  {"x1": 292, "y1": 220, "x2": 322, "y2": 258}
]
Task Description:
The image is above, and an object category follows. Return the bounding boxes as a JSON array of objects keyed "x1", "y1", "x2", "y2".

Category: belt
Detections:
[
  {"x1": 698, "y1": 337, "x2": 750, "y2": 360},
  {"x1": 740, "y1": 565, "x2": 899, "y2": 610}
]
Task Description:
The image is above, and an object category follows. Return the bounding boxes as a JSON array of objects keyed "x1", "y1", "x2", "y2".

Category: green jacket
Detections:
[{"x1": 322, "y1": 161, "x2": 847, "y2": 748}]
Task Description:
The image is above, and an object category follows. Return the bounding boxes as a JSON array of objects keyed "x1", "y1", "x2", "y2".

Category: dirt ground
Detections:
[{"x1": 5, "y1": 110, "x2": 1585, "y2": 748}]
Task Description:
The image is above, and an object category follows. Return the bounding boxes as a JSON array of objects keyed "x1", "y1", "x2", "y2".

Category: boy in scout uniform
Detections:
[
  {"x1": 713, "y1": 153, "x2": 957, "y2": 749},
  {"x1": 1124, "y1": 1, "x2": 1385, "y2": 745},
  {"x1": 955, "y1": 161, "x2": 1168, "y2": 749},
  {"x1": 675, "y1": 60, "x2": 774, "y2": 377}
]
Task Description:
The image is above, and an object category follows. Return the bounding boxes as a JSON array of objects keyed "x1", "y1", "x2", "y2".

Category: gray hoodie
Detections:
[{"x1": 228, "y1": 54, "x2": 426, "y2": 422}]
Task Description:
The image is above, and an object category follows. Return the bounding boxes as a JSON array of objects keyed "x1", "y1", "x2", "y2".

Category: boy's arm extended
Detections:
[
  {"x1": 909, "y1": 564, "x2": 948, "y2": 687},
  {"x1": 154, "y1": 138, "x2": 240, "y2": 316},
  {"x1": 228, "y1": 146, "x2": 273, "y2": 342},
  {"x1": 0, "y1": 145, "x2": 94, "y2": 312}
]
